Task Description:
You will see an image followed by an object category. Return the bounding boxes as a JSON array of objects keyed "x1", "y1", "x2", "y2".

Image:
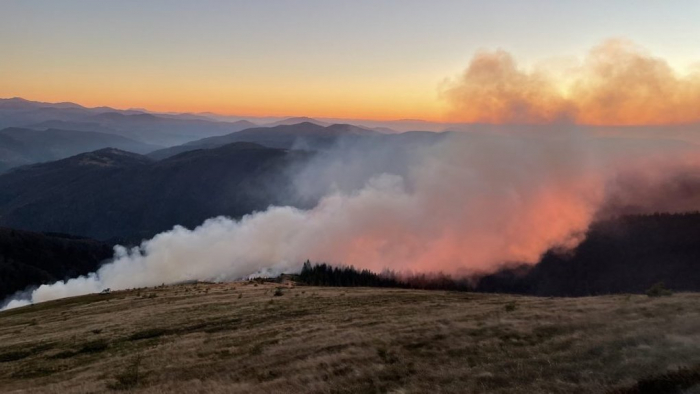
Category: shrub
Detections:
[
  {"x1": 129, "y1": 328, "x2": 168, "y2": 341},
  {"x1": 504, "y1": 301, "x2": 518, "y2": 312},
  {"x1": 273, "y1": 288, "x2": 284, "y2": 297},
  {"x1": 78, "y1": 339, "x2": 109, "y2": 354},
  {"x1": 50, "y1": 350, "x2": 78, "y2": 359},
  {"x1": 0, "y1": 350, "x2": 31, "y2": 363},
  {"x1": 646, "y1": 282, "x2": 673, "y2": 297}
]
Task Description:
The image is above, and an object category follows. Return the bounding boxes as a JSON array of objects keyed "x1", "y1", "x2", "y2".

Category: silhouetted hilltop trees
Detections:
[
  {"x1": 297, "y1": 261, "x2": 403, "y2": 288},
  {"x1": 296, "y1": 261, "x2": 471, "y2": 291}
]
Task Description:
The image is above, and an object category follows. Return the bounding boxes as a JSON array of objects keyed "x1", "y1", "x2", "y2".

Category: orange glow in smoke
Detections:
[{"x1": 443, "y1": 39, "x2": 700, "y2": 126}]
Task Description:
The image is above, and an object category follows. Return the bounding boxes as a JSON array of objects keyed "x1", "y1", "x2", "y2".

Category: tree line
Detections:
[
  {"x1": 296, "y1": 261, "x2": 471, "y2": 291},
  {"x1": 296, "y1": 212, "x2": 700, "y2": 296}
]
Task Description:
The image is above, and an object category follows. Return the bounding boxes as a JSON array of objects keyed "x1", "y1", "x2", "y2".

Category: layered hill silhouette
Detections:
[
  {"x1": 0, "y1": 127, "x2": 439, "y2": 242},
  {"x1": 82, "y1": 112, "x2": 257, "y2": 146},
  {"x1": 0, "y1": 127, "x2": 158, "y2": 173},
  {"x1": 0, "y1": 98, "x2": 258, "y2": 147},
  {"x1": 0, "y1": 144, "x2": 311, "y2": 241},
  {"x1": 148, "y1": 122, "x2": 380, "y2": 160},
  {"x1": 269, "y1": 116, "x2": 329, "y2": 127}
]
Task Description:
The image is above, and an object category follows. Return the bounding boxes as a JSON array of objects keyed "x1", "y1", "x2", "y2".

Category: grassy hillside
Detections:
[{"x1": 1, "y1": 284, "x2": 699, "y2": 393}]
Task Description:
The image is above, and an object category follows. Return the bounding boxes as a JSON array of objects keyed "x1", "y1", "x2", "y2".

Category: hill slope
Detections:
[
  {"x1": 148, "y1": 122, "x2": 379, "y2": 160},
  {"x1": 476, "y1": 212, "x2": 700, "y2": 296},
  {"x1": 0, "y1": 144, "x2": 310, "y2": 241},
  {"x1": 0, "y1": 98, "x2": 258, "y2": 147},
  {"x1": 2, "y1": 212, "x2": 700, "y2": 311},
  {"x1": 0, "y1": 127, "x2": 158, "y2": 172},
  {"x1": 0, "y1": 227, "x2": 113, "y2": 300},
  {"x1": 269, "y1": 116, "x2": 329, "y2": 126},
  {"x1": 0, "y1": 284, "x2": 698, "y2": 393},
  {"x1": 83, "y1": 112, "x2": 257, "y2": 146}
]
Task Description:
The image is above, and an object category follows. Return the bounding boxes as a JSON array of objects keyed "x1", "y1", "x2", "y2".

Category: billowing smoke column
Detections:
[
  {"x1": 4, "y1": 130, "x2": 700, "y2": 310},
  {"x1": 442, "y1": 39, "x2": 700, "y2": 125},
  {"x1": 5, "y1": 37, "x2": 700, "y2": 310}
]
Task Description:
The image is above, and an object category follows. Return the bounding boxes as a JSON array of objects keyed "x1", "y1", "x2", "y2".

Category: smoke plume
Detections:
[
  {"x1": 5, "y1": 37, "x2": 700, "y2": 309},
  {"x1": 4, "y1": 130, "x2": 700, "y2": 310},
  {"x1": 443, "y1": 39, "x2": 700, "y2": 125}
]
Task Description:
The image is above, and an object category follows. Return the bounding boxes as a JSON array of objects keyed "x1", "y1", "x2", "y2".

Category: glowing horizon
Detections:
[{"x1": 2, "y1": 1, "x2": 700, "y2": 124}]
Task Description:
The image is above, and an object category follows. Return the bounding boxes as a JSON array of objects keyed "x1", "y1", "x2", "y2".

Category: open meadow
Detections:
[{"x1": 1, "y1": 283, "x2": 699, "y2": 393}]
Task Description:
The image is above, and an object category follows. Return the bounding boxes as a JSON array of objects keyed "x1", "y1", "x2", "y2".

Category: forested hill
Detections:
[
  {"x1": 297, "y1": 212, "x2": 700, "y2": 296},
  {"x1": 3, "y1": 212, "x2": 700, "y2": 302},
  {"x1": 475, "y1": 212, "x2": 700, "y2": 296},
  {"x1": 0, "y1": 143, "x2": 310, "y2": 242},
  {"x1": 0, "y1": 227, "x2": 114, "y2": 300}
]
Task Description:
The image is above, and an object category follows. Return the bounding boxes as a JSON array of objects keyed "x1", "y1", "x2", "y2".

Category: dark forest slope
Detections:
[
  {"x1": 0, "y1": 227, "x2": 113, "y2": 300},
  {"x1": 0, "y1": 144, "x2": 310, "y2": 241},
  {"x1": 2, "y1": 212, "x2": 700, "y2": 302},
  {"x1": 475, "y1": 212, "x2": 700, "y2": 296},
  {"x1": 0, "y1": 127, "x2": 158, "y2": 172},
  {"x1": 148, "y1": 122, "x2": 378, "y2": 160}
]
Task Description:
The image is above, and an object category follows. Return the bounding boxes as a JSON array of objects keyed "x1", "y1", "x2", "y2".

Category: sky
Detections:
[{"x1": 1, "y1": 0, "x2": 700, "y2": 122}]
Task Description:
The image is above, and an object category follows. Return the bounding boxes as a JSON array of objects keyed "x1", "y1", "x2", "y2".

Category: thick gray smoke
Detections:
[{"x1": 3, "y1": 130, "x2": 700, "y2": 310}]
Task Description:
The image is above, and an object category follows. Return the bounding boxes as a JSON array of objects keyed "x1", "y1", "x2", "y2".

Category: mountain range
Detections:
[
  {"x1": 0, "y1": 127, "x2": 158, "y2": 173},
  {"x1": 0, "y1": 97, "x2": 259, "y2": 147},
  {"x1": 1, "y1": 98, "x2": 700, "y2": 304},
  {"x1": 0, "y1": 98, "x2": 402, "y2": 172},
  {"x1": 0, "y1": 143, "x2": 311, "y2": 242},
  {"x1": 148, "y1": 122, "x2": 380, "y2": 160}
]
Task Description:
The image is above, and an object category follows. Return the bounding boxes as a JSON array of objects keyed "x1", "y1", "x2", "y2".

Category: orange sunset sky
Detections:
[{"x1": 2, "y1": 1, "x2": 700, "y2": 124}]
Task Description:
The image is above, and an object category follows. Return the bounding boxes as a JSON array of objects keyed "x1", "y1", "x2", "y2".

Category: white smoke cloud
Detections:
[{"x1": 3, "y1": 131, "x2": 700, "y2": 310}]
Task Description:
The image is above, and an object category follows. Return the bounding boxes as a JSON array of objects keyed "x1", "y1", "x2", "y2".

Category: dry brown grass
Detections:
[{"x1": 0, "y1": 283, "x2": 699, "y2": 393}]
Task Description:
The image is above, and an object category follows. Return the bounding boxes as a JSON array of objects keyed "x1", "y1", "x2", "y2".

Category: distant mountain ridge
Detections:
[
  {"x1": 0, "y1": 143, "x2": 312, "y2": 241},
  {"x1": 0, "y1": 127, "x2": 158, "y2": 173},
  {"x1": 0, "y1": 97, "x2": 90, "y2": 111},
  {"x1": 269, "y1": 117, "x2": 329, "y2": 127},
  {"x1": 0, "y1": 98, "x2": 260, "y2": 147},
  {"x1": 148, "y1": 122, "x2": 379, "y2": 160}
]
